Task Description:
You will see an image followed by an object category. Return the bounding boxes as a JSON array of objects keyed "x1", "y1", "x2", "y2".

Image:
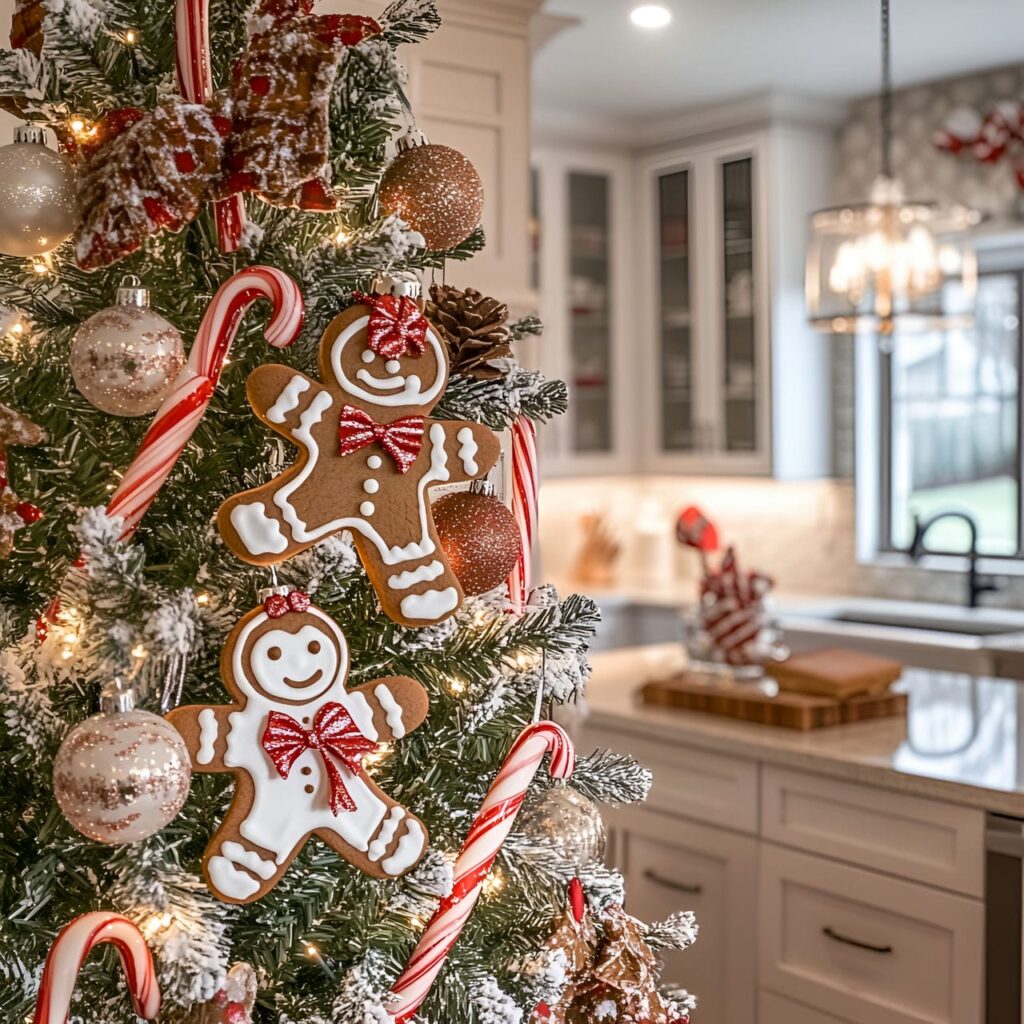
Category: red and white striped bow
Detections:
[
  {"x1": 261, "y1": 702, "x2": 378, "y2": 814},
  {"x1": 338, "y1": 404, "x2": 424, "y2": 474}
]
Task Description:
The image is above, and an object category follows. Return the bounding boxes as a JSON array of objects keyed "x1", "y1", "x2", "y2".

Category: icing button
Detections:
[
  {"x1": 367, "y1": 455, "x2": 382, "y2": 470},
  {"x1": 363, "y1": 479, "x2": 380, "y2": 494},
  {"x1": 304, "y1": 784, "x2": 315, "y2": 794},
  {"x1": 360, "y1": 501, "x2": 375, "y2": 516},
  {"x1": 385, "y1": 359, "x2": 401, "y2": 373},
  {"x1": 301, "y1": 766, "x2": 312, "y2": 776}
]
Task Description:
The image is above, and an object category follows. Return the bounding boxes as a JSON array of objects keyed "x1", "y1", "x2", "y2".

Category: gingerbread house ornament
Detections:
[{"x1": 217, "y1": 276, "x2": 501, "y2": 627}]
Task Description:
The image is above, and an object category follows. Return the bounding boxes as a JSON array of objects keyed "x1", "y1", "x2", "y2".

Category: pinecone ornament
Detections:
[{"x1": 426, "y1": 284, "x2": 514, "y2": 380}]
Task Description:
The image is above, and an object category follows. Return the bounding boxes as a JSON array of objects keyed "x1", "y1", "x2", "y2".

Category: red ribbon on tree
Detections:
[
  {"x1": 354, "y1": 292, "x2": 429, "y2": 359},
  {"x1": 260, "y1": 702, "x2": 378, "y2": 814},
  {"x1": 338, "y1": 403, "x2": 424, "y2": 473}
]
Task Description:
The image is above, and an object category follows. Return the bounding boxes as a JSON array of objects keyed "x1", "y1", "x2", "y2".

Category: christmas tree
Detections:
[{"x1": 0, "y1": 1, "x2": 698, "y2": 1021}]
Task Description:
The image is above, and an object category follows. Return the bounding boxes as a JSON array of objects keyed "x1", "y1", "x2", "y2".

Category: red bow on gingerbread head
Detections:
[
  {"x1": 73, "y1": 0, "x2": 381, "y2": 269},
  {"x1": 354, "y1": 292, "x2": 429, "y2": 359},
  {"x1": 262, "y1": 589, "x2": 311, "y2": 618}
]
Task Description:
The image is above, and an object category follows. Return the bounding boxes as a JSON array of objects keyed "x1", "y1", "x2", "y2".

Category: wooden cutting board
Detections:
[
  {"x1": 767, "y1": 648, "x2": 903, "y2": 699},
  {"x1": 640, "y1": 672, "x2": 908, "y2": 731}
]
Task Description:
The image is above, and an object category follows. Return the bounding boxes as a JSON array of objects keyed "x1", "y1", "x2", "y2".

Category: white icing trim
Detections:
[
  {"x1": 387, "y1": 560, "x2": 444, "y2": 590},
  {"x1": 267, "y1": 375, "x2": 311, "y2": 424},
  {"x1": 368, "y1": 806, "x2": 404, "y2": 862},
  {"x1": 457, "y1": 427, "x2": 479, "y2": 475},
  {"x1": 196, "y1": 708, "x2": 218, "y2": 765},
  {"x1": 223, "y1": 840, "x2": 277, "y2": 879},
  {"x1": 374, "y1": 684, "x2": 406, "y2": 739},
  {"x1": 231, "y1": 501, "x2": 288, "y2": 555},
  {"x1": 208, "y1": 855, "x2": 261, "y2": 899},
  {"x1": 382, "y1": 818, "x2": 425, "y2": 876},
  {"x1": 346, "y1": 690, "x2": 378, "y2": 741},
  {"x1": 400, "y1": 587, "x2": 459, "y2": 621},
  {"x1": 272, "y1": 412, "x2": 450, "y2": 569},
  {"x1": 331, "y1": 315, "x2": 446, "y2": 408}
]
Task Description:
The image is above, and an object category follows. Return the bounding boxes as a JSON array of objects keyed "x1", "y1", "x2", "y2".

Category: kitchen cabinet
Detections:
[{"x1": 531, "y1": 147, "x2": 637, "y2": 474}]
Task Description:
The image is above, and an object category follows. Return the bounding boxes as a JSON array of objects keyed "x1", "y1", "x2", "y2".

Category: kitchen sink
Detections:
[{"x1": 830, "y1": 611, "x2": 1024, "y2": 638}]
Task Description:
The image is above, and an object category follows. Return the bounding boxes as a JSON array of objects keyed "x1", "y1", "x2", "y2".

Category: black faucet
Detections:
[{"x1": 908, "y1": 509, "x2": 1001, "y2": 609}]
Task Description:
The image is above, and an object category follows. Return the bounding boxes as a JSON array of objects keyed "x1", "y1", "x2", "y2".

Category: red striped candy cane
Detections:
[
  {"x1": 33, "y1": 912, "x2": 160, "y2": 1024},
  {"x1": 507, "y1": 415, "x2": 538, "y2": 612},
  {"x1": 387, "y1": 721, "x2": 575, "y2": 1022},
  {"x1": 106, "y1": 266, "x2": 303, "y2": 540},
  {"x1": 174, "y1": 0, "x2": 246, "y2": 251}
]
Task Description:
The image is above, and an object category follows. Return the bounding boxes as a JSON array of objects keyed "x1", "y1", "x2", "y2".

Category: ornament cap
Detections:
[
  {"x1": 468, "y1": 479, "x2": 496, "y2": 498},
  {"x1": 257, "y1": 584, "x2": 291, "y2": 603},
  {"x1": 13, "y1": 123, "x2": 48, "y2": 146},
  {"x1": 115, "y1": 275, "x2": 151, "y2": 309},
  {"x1": 395, "y1": 128, "x2": 427, "y2": 153},
  {"x1": 372, "y1": 271, "x2": 421, "y2": 300},
  {"x1": 100, "y1": 683, "x2": 136, "y2": 713}
]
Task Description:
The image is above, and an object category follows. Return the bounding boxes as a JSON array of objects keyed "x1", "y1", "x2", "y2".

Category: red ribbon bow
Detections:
[
  {"x1": 355, "y1": 292, "x2": 428, "y2": 359},
  {"x1": 260, "y1": 702, "x2": 378, "y2": 814},
  {"x1": 338, "y1": 404, "x2": 424, "y2": 474}
]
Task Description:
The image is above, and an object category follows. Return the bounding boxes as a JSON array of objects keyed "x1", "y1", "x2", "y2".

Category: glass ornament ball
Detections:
[
  {"x1": 432, "y1": 483, "x2": 521, "y2": 595},
  {"x1": 53, "y1": 688, "x2": 191, "y2": 845},
  {"x1": 378, "y1": 139, "x2": 484, "y2": 252},
  {"x1": 70, "y1": 280, "x2": 186, "y2": 417},
  {"x1": 0, "y1": 125, "x2": 75, "y2": 257},
  {"x1": 519, "y1": 785, "x2": 607, "y2": 868}
]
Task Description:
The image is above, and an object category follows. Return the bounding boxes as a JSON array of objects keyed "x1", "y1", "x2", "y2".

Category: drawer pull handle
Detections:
[
  {"x1": 822, "y1": 926, "x2": 893, "y2": 955},
  {"x1": 642, "y1": 869, "x2": 703, "y2": 895}
]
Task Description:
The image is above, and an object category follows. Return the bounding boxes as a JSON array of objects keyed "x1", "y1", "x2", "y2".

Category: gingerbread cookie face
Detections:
[
  {"x1": 167, "y1": 592, "x2": 430, "y2": 903},
  {"x1": 216, "y1": 293, "x2": 502, "y2": 627}
]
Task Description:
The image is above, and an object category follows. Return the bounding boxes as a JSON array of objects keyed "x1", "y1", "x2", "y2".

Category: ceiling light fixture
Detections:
[
  {"x1": 806, "y1": 0, "x2": 978, "y2": 337},
  {"x1": 630, "y1": 4, "x2": 672, "y2": 29}
]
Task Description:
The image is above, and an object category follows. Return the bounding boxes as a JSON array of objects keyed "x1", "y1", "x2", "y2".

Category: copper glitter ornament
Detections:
[
  {"x1": 70, "y1": 277, "x2": 186, "y2": 417},
  {"x1": 432, "y1": 482, "x2": 521, "y2": 595},
  {"x1": 53, "y1": 686, "x2": 192, "y2": 845},
  {"x1": 519, "y1": 785, "x2": 607, "y2": 868},
  {"x1": 378, "y1": 137, "x2": 483, "y2": 252},
  {"x1": 0, "y1": 124, "x2": 75, "y2": 257}
]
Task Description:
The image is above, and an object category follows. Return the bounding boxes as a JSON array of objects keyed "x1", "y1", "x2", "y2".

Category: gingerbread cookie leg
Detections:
[{"x1": 353, "y1": 533, "x2": 463, "y2": 627}]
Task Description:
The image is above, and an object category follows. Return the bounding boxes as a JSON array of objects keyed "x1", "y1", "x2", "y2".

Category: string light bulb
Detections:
[
  {"x1": 124, "y1": 28, "x2": 138, "y2": 45},
  {"x1": 131, "y1": 643, "x2": 148, "y2": 659},
  {"x1": 30, "y1": 256, "x2": 50, "y2": 275},
  {"x1": 483, "y1": 869, "x2": 505, "y2": 897},
  {"x1": 142, "y1": 911, "x2": 173, "y2": 938},
  {"x1": 332, "y1": 225, "x2": 350, "y2": 246},
  {"x1": 195, "y1": 592, "x2": 211, "y2": 606}
]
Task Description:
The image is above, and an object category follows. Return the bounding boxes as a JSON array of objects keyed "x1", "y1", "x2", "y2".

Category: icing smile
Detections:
[
  {"x1": 283, "y1": 669, "x2": 324, "y2": 690},
  {"x1": 356, "y1": 369, "x2": 421, "y2": 393}
]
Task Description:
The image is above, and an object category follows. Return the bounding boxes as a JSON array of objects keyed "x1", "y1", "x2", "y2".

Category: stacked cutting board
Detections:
[{"x1": 640, "y1": 648, "x2": 906, "y2": 730}]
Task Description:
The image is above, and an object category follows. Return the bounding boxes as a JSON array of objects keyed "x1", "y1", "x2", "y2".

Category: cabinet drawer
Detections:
[
  {"x1": 760, "y1": 990, "x2": 857, "y2": 1024},
  {"x1": 759, "y1": 844, "x2": 983, "y2": 1024},
  {"x1": 582, "y1": 724, "x2": 758, "y2": 833},
  {"x1": 618, "y1": 807, "x2": 757, "y2": 1024},
  {"x1": 761, "y1": 766, "x2": 984, "y2": 897}
]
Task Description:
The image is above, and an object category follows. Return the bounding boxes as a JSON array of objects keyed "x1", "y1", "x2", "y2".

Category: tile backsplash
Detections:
[{"x1": 539, "y1": 475, "x2": 1024, "y2": 608}]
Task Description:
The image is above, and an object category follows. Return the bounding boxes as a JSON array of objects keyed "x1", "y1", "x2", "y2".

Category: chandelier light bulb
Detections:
[{"x1": 630, "y1": 4, "x2": 672, "y2": 29}]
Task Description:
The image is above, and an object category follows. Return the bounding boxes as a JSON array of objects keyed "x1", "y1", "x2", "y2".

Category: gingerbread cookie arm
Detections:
[
  {"x1": 347, "y1": 675, "x2": 429, "y2": 742},
  {"x1": 246, "y1": 364, "x2": 329, "y2": 437},
  {"x1": 166, "y1": 704, "x2": 237, "y2": 772},
  {"x1": 433, "y1": 419, "x2": 501, "y2": 485}
]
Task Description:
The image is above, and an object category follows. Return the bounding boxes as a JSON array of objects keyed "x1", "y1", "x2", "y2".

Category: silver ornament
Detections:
[
  {"x1": 53, "y1": 686, "x2": 191, "y2": 845},
  {"x1": 70, "y1": 277, "x2": 186, "y2": 417},
  {"x1": 519, "y1": 785, "x2": 607, "y2": 868},
  {"x1": 0, "y1": 125, "x2": 75, "y2": 257}
]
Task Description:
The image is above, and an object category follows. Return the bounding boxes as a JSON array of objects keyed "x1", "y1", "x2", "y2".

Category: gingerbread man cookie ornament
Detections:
[
  {"x1": 217, "y1": 279, "x2": 501, "y2": 627},
  {"x1": 167, "y1": 590, "x2": 430, "y2": 903}
]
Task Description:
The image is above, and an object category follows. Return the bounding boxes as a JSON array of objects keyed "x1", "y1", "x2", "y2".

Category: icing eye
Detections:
[
  {"x1": 268, "y1": 647, "x2": 282, "y2": 661},
  {"x1": 307, "y1": 640, "x2": 321, "y2": 654}
]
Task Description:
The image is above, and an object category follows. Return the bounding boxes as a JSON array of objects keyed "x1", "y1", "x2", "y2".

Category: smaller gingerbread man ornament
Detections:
[
  {"x1": 167, "y1": 590, "x2": 430, "y2": 903},
  {"x1": 217, "y1": 278, "x2": 501, "y2": 627},
  {"x1": 0, "y1": 402, "x2": 45, "y2": 559}
]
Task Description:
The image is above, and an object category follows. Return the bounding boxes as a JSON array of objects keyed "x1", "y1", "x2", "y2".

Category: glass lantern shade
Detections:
[{"x1": 806, "y1": 179, "x2": 980, "y2": 335}]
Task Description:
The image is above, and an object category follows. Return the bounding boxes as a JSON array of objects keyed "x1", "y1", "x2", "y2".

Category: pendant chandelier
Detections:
[{"x1": 805, "y1": 0, "x2": 979, "y2": 336}]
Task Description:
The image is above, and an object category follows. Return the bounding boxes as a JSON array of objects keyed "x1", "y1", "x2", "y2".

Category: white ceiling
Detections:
[{"x1": 534, "y1": 0, "x2": 1024, "y2": 126}]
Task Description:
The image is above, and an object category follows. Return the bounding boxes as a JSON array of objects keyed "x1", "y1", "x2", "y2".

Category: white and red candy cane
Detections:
[
  {"x1": 388, "y1": 721, "x2": 575, "y2": 1022},
  {"x1": 507, "y1": 415, "x2": 538, "y2": 612},
  {"x1": 106, "y1": 266, "x2": 303, "y2": 541},
  {"x1": 33, "y1": 912, "x2": 160, "y2": 1024},
  {"x1": 175, "y1": 0, "x2": 246, "y2": 251},
  {"x1": 701, "y1": 547, "x2": 773, "y2": 666}
]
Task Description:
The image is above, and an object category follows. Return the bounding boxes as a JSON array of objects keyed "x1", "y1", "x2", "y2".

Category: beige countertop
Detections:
[{"x1": 585, "y1": 643, "x2": 1024, "y2": 817}]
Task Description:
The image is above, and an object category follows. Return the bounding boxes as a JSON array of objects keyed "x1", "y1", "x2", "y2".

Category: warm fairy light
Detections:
[
  {"x1": 305, "y1": 943, "x2": 319, "y2": 957},
  {"x1": 409, "y1": 915, "x2": 425, "y2": 930},
  {"x1": 69, "y1": 117, "x2": 97, "y2": 144},
  {"x1": 448, "y1": 677, "x2": 465, "y2": 695},
  {"x1": 332, "y1": 225, "x2": 350, "y2": 246},
  {"x1": 472, "y1": 607, "x2": 490, "y2": 629},
  {"x1": 131, "y1": 643, "x2": 148, "y2": 659},
  {"x1": 30, "y1": 256, "x2": 50, "y2": 275},
  {"x1": 11, "y1": 321, "x2": 23, "y2": 334},
  {"x1": 363, "y1": 744, "x2": 392, "y2": 769},
  {"x1": 124, "y1": 28, "x2": 138, "y2": 44},
  {"x1": 195, "y1": 592, "x2": 211, "y2": 606},
  {"x1": 69, "y1": 118, "x2": 85, "y2": 133},
  {"x1": 483, "y1": 869, "x2": 505, "y2": 897},
  {"x1": 514, "y1": 650, "x2": 538, "y2": 671},
  {"x1": 142, "y1": 911, "x2": 173, "y2": 938}
]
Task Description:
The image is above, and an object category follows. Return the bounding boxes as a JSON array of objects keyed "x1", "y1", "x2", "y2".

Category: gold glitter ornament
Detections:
[
  {"x1": 0, "y1": 125, "x2": 75, "y2": 257},
  {"x1": 53, "y1": 686, "x2": 192, "y2": 845},
  {"x1": 432, "y1": 481, "x2": 521, "y2": 595},
  {"x1": 378, "y1": 137, "x2": 483, "y2": 252},
  {"x1": 70, "y1": 277, "x2": 186, "y2": 417}
]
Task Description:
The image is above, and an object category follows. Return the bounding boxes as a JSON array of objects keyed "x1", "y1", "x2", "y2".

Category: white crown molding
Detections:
[
  {"x1": 533, "y1": 90, "x2": 849, "y2": 149},
  {"x1": 438, "y1": 0, "x2": 546, "y2": 35}
]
